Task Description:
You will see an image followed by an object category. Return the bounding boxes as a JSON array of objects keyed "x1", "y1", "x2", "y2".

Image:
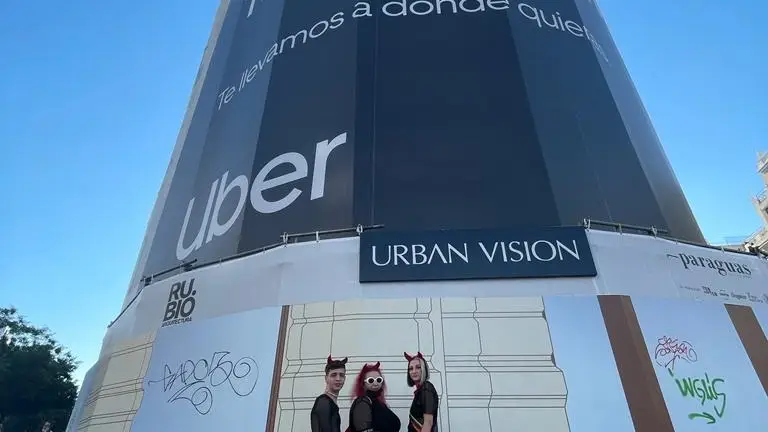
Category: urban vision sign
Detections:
[{"x1": 359, "y1": 227, "x2": 597, "y2": 283}]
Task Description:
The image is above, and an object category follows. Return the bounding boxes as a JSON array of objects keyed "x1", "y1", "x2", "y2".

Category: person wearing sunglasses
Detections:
[
  {"x1": 311, "y1": 355, "x2": 348, "y2": 432},
  {"x1": 346, "y1": 362, "x2": 401, "y2": 432},
  {"x1": 404, "y1": 352, "x2": 438, "y2": 432}
]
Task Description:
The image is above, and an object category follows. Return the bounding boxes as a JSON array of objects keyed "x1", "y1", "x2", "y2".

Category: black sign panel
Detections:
[{"x1": 359, "y1": 227, "x2": 597, "y2": 283}]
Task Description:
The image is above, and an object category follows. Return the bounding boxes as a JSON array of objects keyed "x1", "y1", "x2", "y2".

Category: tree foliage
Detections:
[{"x1": 0, "y1": 307, "x2": 78, "y2": 432}]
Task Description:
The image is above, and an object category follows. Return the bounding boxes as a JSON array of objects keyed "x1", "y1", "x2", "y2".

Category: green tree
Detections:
[{"x1": 0, "y1": 307, "x2": 78, "y2": 432}]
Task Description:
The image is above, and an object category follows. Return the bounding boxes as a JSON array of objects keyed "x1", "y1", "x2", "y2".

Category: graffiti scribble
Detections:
[
  {"x1": 656, "y1": 335, "x2": 727, "y2": 425},
  {"x1": 147, "y1": 351, "x2": 259, "y2": 415},
  {"x1": 654, "y1": 336, "x2": 698, "y2": 370},
  {"x1": 667, "y1": 368, "x2": 727, "y2": 425}
]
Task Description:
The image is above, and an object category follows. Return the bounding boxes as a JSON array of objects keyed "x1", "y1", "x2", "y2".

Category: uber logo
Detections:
[{"x1": 247, "y1": 0, "x2": 261, "y2": 18}]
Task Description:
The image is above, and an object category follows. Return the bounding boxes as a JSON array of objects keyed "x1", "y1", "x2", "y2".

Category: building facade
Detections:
[
  {"x1": 121, "y1": 0, "x2": 703, "y2": 308},
  {"x1": 65, "y1": 2, "x2": 768, "y2": 432},
  {"x1": 744, "y1": 153, "x2": 768, "y2": 252}
]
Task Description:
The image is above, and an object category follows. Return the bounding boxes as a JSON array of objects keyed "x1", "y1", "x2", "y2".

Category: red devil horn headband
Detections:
[
  {"x1": 361, "y1": 361, "x2": 381, "y2": 372},
  {"x1": 404, "y1": 352, "x2": 425, "y2": 361},
  {"x1": 327, "y1": 355, "x2": 348, "y2": 365}
]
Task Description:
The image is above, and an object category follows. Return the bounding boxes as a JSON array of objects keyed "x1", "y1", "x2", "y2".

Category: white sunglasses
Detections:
[{"x1": 365, "y1": 377, "x2": 384, "y2": 384}]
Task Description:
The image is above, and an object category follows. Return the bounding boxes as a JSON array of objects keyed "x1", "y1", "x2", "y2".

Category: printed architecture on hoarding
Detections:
[
  {"x1": 273, "y1": 297, "x2": 569, "y2": 431},
  {"x1": 72, "y1": 229, "x2": 768, "y2": 432}
]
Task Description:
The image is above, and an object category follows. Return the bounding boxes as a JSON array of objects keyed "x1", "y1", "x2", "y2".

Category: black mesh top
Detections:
[
  {"x1": 408, "y1": 381, "x2": 439, "y2": 432},
  {"x1": 348, "y1": 391, "x2": 401, "y2": 432},
  {"x1": 310, "y1": 394, "x2": 341, "y2": 432}
]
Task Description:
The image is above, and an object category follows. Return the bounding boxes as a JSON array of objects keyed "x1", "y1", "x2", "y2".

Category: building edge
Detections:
[
  {"x1": 120, "y1": 0, "x2": 232, "y2": 310},
  {"x1": 589, "y1": 0, "x2": 705, "y2": 243}
]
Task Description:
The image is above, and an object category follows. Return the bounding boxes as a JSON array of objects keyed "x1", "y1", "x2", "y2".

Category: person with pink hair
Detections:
[{"x1": 346, "y1": 362, "x2": 401, "y2": 432}]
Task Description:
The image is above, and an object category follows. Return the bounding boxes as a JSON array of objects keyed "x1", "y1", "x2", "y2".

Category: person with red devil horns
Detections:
[
  {"x1": 311, "y1": 355, "x2": 348, "y2": 432},
  {"x1": 405, "y1": 352, "x2": 439, "y2": 432},
  {"x1": 346, "y1": 362, "x2": 401, "y2": 432}
]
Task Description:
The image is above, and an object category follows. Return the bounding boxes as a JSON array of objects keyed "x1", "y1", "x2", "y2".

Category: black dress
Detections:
[
  {"x1": 408, "y1": 381, "x2": 439, "y2": 432},
  {"x1": 311, "y1": 393, "x2": 342, "y2": 432},
  {"x1": 348, "y1": 391, "x2": 401, "y2": 432}
]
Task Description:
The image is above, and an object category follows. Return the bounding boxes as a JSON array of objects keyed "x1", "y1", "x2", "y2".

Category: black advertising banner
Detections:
[
  {"x1": 238, "y1": 0, "x2": 357, "y2": 253},
  {"x1": 359, "y1": 0, "x2": 560, "y2": 231},
  {"x1": 133, "y1": 0, "x2": 704, "y2": 293},
  {"x1": 571, "y1": 0, "x2": 705, "y2": 243},
  {"x1": 359, "y1": 227, "x2": 597, "y2": 283}
]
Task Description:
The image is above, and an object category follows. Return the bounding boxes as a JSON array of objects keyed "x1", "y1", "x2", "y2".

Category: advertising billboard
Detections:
[
  {"x1": 358, "y1": 226, "x2": 597, "y2": 282},
  {"x1": 126, "y1": 0, "x2": 704, "y2": 305}
]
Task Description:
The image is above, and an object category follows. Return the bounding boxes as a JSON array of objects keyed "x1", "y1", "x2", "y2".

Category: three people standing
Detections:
[{"x1": 310, "y1": 352, "x2": 440, "y2": 432}]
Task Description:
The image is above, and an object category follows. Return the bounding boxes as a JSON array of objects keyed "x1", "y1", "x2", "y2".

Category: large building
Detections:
[
  {"x1": 741, "y1": 153, "x2": 768, "y2": 253},
  {"x1": 121, "y1": 0, "x2": 704, "y2": 306},
  {"x1": 66, "y1": 1, "x2": 768, "y2": 432}
]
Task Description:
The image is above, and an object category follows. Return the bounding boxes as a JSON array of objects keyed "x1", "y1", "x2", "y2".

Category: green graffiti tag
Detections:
[{"x1": 667, "y1": 368, "x2": 727, "y2": 424}]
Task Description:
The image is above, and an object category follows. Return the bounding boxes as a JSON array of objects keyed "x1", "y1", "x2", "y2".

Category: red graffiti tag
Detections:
[{"x1": 654, "y1": 336, "x2": 698, "y2": 370}]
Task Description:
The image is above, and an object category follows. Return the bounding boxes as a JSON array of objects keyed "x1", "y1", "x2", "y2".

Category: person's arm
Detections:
[
  {"x1": 350, "y1": 397, "x2": 374, "y2": 432},
  {"x1": 421, "y1": 414, "x2": 434, "y2": 432},
  {"x1": 421, "y1": 383, "x2": 439, "y2": 431},
  {"x1": 310, "y1": 397, "x2": 335, "y2": 432}
]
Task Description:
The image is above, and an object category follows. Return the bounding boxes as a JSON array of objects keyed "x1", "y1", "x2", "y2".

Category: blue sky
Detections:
[{"x1": 0, "y1": 0, "x2": 766, "y2": 385}]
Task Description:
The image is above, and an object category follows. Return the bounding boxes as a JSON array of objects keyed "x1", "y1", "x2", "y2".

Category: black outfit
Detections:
[
  {"x1": 408, "y1": 381, "x2": 439, "y2": 432},
  {"x1": 348, "y1": 391, "x2": 401, "y2": 432},
  {"x1": 311, "y1": 393, "x2": 341, "y2": 432}
]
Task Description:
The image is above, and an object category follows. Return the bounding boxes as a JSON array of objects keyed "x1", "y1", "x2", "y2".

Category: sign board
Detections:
[{"x1": 359, "y1": 227, "x2": 597, "y2": 283}]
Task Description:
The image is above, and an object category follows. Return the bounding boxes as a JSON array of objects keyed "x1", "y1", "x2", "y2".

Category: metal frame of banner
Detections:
[
  {"x1": 581, "y1": 218, "x2": 763, "y2": 258},
  {"x1": 281, "y1": 224, "x2": 384, "y2": 244},
  {"x1": 140, "y1": 260, "x2": 198, "y2": 288},
  {"x1": 582, "y1": 218, "x2": 668, "y2": 236},
  {"x1": 107, "y1": 259, "x2": 201, "y2": 328},
  {"x1": 107, "y1": 224, "x2": 384, "y2": 328},
  {"x1": 109, "y1": 220, "x2": 767, "y2": 328}
]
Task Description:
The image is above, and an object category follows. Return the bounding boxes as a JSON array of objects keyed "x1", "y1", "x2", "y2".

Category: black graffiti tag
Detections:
[{"x1": 147, "y1": 351, "x2": 259, "y2": 415}]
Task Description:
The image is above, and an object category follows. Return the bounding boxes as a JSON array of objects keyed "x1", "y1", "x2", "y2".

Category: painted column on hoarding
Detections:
[
  {"x1": 72, "y1": 332, "x2": 156, "y2": 431},
  {"x1": 127, "y1": 0, "x2": 704, "y2": 303},
  {"x1": 598, "y1": 296, "x2": 674, "y2": 432},
  {"x1": 64, "y1": 362, "x2": 100, "y2": 432},
  {"x1": 754, "y1": 305, "x2": 768, "y2": 336},
  {"x1": 725, "y1": 304, "x2": 768, "y2": 394}
]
